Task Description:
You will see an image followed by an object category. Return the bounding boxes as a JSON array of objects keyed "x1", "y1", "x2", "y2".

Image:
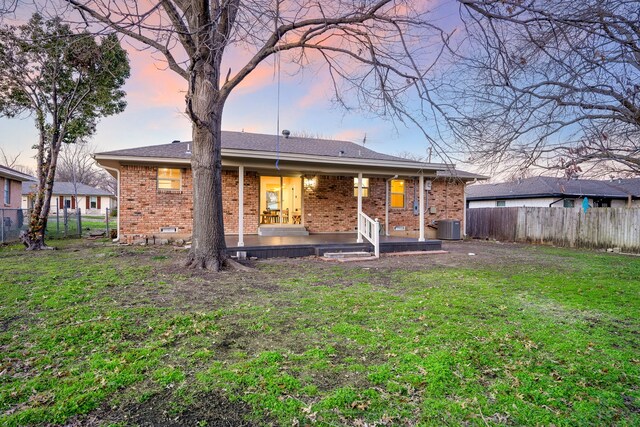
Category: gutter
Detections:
[
  {"x1": 97, "y1": 164, "x2": 120, "y2": 243},
  {"x1": 549, "y1": 198, "x2": 565, "y2": 207},
  {"x1": 94, "y1": 151, "x2": 450, "y2": 172}
]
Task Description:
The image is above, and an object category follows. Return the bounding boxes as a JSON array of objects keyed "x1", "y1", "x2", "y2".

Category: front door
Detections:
[{"x1": 259, "y1": 176, "x2": 302, "y2": 224}]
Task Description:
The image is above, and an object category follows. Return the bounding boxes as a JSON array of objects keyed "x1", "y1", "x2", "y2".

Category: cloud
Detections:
[
  {"x1": 297, "y1": 74, "x2": 333, "y2": 109},
  {"x1": 333, "y1": 129, "x2": 367, "y2": 142},
  {"x1": 123, "y1": 49, "x2": 186, "y2": 109}
]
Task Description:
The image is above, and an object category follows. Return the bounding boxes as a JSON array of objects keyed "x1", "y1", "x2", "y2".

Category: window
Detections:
[
  {"x1": 390, "y1": 179, "x2": 405, "y2": 208},
  {"x1": 3, "y1": 179, "x2": 9, "y2": 205},
  {"x1": 563, "y1": 199, "x2": 575, "y2": 208},
  {"x1": 353, "y1": 177, "x2": 369, "y2": 197},
  {"x1": 64, "y1": 196, "x2": 72, "y2": 208},
  {"x1": 496, "y1": 200, "x2": 506, "y2": 207},
  {"x1": 90, "y1": 196, "x2": 97, "y2": 209},
  {"x1": 158, "y1": 168, "x2": 181, "y2": 190}
]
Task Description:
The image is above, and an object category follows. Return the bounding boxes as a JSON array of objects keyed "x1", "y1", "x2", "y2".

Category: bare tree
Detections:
[
  {"x1": 452, "y1": 0, "x2": 640, "y2": 177},
  {"x1": 56, "y1": 141, "x2": 116, "y2": 206},
  {"x1": 0, "y1": 146, "x2": 35, "y2": 176},
  {"x1": 56, "y1": 142, "x2": 111, "y2": 187},
  {"x1": 62, "y1": 0, "x2": 453, "y2": 270},
  {"x1": 0, "y1": 146, "x2": 21, "y2": 168}
]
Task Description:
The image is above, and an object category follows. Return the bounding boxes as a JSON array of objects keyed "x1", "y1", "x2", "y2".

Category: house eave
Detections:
[
  {"x1": 467, "y1": 193, "x2": 630, "y2": 201},
  {"x1": 94, "y1": 151, "x2": 458, "y2": 175},
  {"x1": 0, "y1": 171, "x2": 33, "y2": 182}
]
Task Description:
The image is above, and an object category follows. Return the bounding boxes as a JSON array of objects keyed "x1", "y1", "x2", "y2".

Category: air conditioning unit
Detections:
[{"x1": 436, "y1": 220, "x2": 461, "y2": 240}]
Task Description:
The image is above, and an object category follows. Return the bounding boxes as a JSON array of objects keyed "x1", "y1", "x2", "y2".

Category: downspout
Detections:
[
  {"x1": 549, "y1": 198, "x2": 565, "y2": 207},
  {"x1": 100, "y1": 165, "x2": 120, "y2": 242},
  {"x1": 463, "y1": 181, "x2": 468, "y2": 237}
]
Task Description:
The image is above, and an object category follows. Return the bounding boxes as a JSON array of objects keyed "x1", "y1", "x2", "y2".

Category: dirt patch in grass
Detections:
[{"x1": 65, "y1": 390, "x2": 266, "y2": 427}]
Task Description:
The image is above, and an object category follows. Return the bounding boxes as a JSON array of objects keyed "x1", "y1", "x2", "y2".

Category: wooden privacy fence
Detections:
[{"x1": 466, "y1": 207, "x2": 640, "y2": 252}]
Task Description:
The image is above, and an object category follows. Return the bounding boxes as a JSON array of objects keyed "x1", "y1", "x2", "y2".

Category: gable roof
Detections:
[
  {"x1": 466, "y1": 176, "x2": 635, "y2": 200},
  {"x1": 0, "y1": 165, "x2": 34, "y2": 182},
  {"x1": 94, "y1": 130, "x2": 486, "y2": 179},
  {"x1": 22, "y1": 181, "x2": 114, "y2": 197},
  {"x1": 97, "y1": 131, "x2": 404, "y2": 162},
  {"x1": 607, "y1": 178, "x2": 640, "y2": 198}
]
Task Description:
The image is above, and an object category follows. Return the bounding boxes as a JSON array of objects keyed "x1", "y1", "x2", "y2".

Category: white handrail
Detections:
[{"x1": 358, "y1": 211, "x2": 380, "y2": 257}]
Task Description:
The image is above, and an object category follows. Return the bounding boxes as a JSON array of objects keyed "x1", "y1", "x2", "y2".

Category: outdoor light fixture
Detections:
[{"x1": 303, "y1": 176, "x2": 317, "y2": 190}]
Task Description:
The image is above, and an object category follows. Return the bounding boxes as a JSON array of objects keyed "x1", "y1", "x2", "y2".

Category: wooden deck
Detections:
[{"x1": 225, "y1": 233, "x2": 442, "y2": 259}]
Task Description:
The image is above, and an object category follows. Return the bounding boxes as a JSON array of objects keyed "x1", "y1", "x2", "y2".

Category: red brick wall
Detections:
[
  {"x1": 221, "y1": 170, "x2": 260, "y2": 234},
  {"x1": 1, "y1": 178, "x2": 23, "y2": 209},
  {"x1": 119, "y1": 166, "x2": 260, "y2": 241},
  {"x1": 118, "y1": 165, "x2": 465, "y2": 241},
  {"x1": 120, "y1": 165, "x2": 193, "y2": 241},
  {"x1": 303, "y1": 176, "x2": 464, "y2": 236}
]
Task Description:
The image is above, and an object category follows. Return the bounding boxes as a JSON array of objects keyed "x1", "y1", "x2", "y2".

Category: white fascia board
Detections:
[
  {"x1": 0, "y1": 170, "x2": 34, "y2": 181},
  {"x1": 221, "y1": 149, "x2": 448, "y2": 170},
  {"x1": 94, "y1": 155, "x2": 191, "y2": 165},
  {"x1": 95, "y1": 151, "x2": 449, "y2": 172}
]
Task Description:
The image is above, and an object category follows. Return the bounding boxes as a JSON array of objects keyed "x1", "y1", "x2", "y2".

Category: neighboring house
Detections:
[
  {"x1": 467, "y1": 176, "x2": 640, "y2": 209},
  {"x1": 1, "y1": 165, "x2": 33, "y2": 209},
  {"x1": 22, "y1": 181, "x2": 116, "y2": 216},
  {"x1": 1, "y1": 165, "x2": 33, "y2": 240},
  {"x1": 94, "y1": 130, "x2": 484, "y2": 244}
]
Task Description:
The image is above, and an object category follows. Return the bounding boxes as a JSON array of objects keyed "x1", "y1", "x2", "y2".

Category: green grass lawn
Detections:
[
  {"x1": 43, "y1": 215, "x2": 115, "y2": 238},
  {"x1": 0, "y1": 241, "x2": 638, "y2": 426}
]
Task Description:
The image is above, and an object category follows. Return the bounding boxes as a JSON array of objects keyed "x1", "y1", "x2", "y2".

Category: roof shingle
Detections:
[
  {"x1": 466, "y1": 176, "x2": 636, "y2": 200},
  {"x1": 22, "y1": 181, "x2": 114, "y2": 197},
  {"x1": 96, "y1": 131, "x2": 404, "y2": 162}
]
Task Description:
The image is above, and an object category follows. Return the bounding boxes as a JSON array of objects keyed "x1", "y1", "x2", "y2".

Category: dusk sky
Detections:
[{"x1": 0, "y1": 1, "x2": 465, "y2": 171}]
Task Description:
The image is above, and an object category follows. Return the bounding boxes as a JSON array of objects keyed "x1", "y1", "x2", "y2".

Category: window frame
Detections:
[
  {"x1": 563, "y1": 199, "x2": 575, "y2": 208},
  {"x1": 3, "y1": 179, "x2": 9, "y2": 205},
  {"x1": 157, "y1": 167, "x2": 182, "y2": 192},
  {"x1": 353, "y1": 177, "x2": 370, "y2": 198},
  {"x1": 64, "y1": 196, "x2": 72, "y2": 209},
  {"x1": 496, "y1": 200, "x2": 506, "y2": 207},
  {"x1": 90, "y1": 196, "x2": 97, "y2": 209},
  {"x1": 390, "y1": 179, "x2": 405, "y2": 209}
]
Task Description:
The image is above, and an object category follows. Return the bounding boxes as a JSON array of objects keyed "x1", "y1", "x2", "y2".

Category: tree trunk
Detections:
[
  {"x1": 22, "y1": 136, "x2": 62, "y2": 250},
  {"x1": 185, "y1": 65, "x2": 227, "y2": 270}
]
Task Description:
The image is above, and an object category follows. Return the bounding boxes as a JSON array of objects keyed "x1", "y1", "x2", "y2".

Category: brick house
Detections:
[
  {"x1": 94, "y1": 131, "x2": 482, "y2": 245},
  {"x1": 1, "y1": 165, "x2": 32, "y2": 210},
  {"x1": 1, "y1": 165, "x2": 33, "y2": 240}
]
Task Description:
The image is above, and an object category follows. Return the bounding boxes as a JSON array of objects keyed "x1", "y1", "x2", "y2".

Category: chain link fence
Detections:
[
  {"x1": 1, "y1": 207, "x2": 116, "y2": 244},
  {"x1": 0, "y1": 208, "x2": 29, "y2": 244}
]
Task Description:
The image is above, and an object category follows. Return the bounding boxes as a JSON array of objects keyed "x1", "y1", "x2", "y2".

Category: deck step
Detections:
[
  {"x1": 258, "y1": 225, "x2": 309, "y2": 236},
  {"x1": 323, "y1": 251, "x2": 373, "y2": 259}
]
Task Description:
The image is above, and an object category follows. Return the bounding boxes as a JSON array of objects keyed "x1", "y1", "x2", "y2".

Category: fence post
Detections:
[
  {"x1": 56, "y1": 205, "x2": 60, "y2": 237},
  {"x1": 106, "y1": 208, "x2": 110, "y2": 238},
  {"x1": 77, "y1": 208, "x2": 82, "y2": 237},
  {"x1": 63, "y1": 206, "x2": 68, "y2": 237},
  {"x1": 1, "y1": 209, "x2": 4, "y2": 244}
]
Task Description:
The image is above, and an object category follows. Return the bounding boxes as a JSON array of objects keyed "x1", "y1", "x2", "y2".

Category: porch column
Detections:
[
  {"x1": 385, "y1": 179, "x2": 390, "y2": 236},
  {"x1": 419, "y1": 174, "x2": 425, "y2": 242},
  {"x1": 356, "y1": 172, "x2": 363, "y2": 243},
  {"x1": 237, "y1": 165, "x2": 244, "y2": 247}
]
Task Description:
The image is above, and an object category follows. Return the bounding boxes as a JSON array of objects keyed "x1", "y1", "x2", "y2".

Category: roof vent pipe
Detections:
[
  {"x1": 338, "y1": 150, "x2": 345, "y2": 157},
  {"x1": 282, "y1": 129, "x2": 291, "y2": 138}
]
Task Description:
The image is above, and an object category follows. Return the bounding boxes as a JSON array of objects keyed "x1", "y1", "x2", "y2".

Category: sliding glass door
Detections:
[{"x1": 259, "y1": 176, "x2": 302, "y2": 224}]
